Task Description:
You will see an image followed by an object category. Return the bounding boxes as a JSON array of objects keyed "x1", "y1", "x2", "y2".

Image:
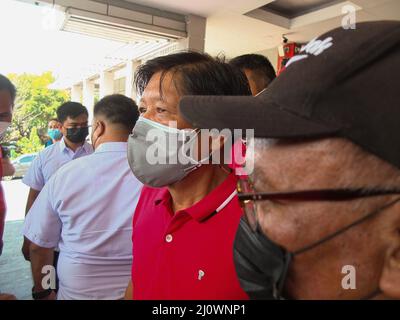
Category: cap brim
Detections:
[{"x1": 179, "y1": 94, "x2": 340, "y2": 138}]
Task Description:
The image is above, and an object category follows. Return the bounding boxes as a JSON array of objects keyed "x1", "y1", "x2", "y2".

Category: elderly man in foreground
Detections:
[{"x1": 179, "y1": 21, "x2": 400, "y2": 299}]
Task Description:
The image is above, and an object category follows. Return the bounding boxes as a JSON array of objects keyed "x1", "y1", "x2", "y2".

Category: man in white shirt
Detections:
[
  {"x1": 22, "y1": 102, "x2": 93, "y2": 261},
  {"x1": 23, "y1": 94, "x2": 142, "y2": 300}
]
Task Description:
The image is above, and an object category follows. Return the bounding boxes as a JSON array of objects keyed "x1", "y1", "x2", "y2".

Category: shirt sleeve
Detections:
[
  {"x1": 22, "y1": 175, "x2": 61, "y2": 248},
  {"x1": 22, "y1": 153, "x2": 45, "y2": 191},
  {"x1": 0, "y1": 211, "x2": 4, "y2": 255},
  {"x1": 0, "y1": 146, "x2": 5, "y2": 255}
]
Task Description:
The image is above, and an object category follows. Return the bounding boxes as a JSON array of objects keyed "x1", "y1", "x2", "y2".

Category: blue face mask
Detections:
[{"x1": 47, "y1": 129, "x2": 62, "y2": 140}]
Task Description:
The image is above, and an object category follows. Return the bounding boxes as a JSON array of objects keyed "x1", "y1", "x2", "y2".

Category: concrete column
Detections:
[
  {"x1": 177, "y1": 14, "x2": 206, "y2": 52},
  {"x1": 99, "y1": 70, "x2": 114, "y2": 98},
  {"x1": 71, "y1": 84, "x2": 82, "y2": 103},
  {"x1": 83, "y1": 79, "x2": 95, "y2": 123},
  {"x1": 125, "y1": 60, "x2": 141, "y2": 100}
]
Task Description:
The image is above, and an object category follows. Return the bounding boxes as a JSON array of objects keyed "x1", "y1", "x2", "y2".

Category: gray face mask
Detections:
[{"x1": 127, "y1": 117, "x2": 209, "y2": 188}]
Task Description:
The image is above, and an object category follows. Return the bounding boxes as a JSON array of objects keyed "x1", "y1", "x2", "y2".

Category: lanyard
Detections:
[
  {"x1": 199, "y1": 190, "x2": 238, "y2": 222},
  {"x1": 216, "y1": 190, "x2": 238, "y2": 213}
]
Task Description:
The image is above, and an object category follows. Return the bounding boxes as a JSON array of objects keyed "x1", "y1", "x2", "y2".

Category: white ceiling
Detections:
[
  {"x1": 11, "y1": 0, "x2": 398, "y2": 87},
  {"x1": 124, "y1": 0, "x2": 271, "y2": 16},
  {"x1": 124, "y1": 0, "x2": 400, "y2": 57}
]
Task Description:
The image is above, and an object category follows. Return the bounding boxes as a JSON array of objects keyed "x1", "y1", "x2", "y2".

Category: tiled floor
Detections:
[{"x1": 0, "y1": 220, "x2": 33, "y2": 300}]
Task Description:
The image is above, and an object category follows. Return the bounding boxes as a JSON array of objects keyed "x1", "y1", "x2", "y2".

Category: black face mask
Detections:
[
  {"x1": 233, "y1": 196, "x2": 400, "y2": 300},
  {"x1": 66, "y1": 127, "x2": 89, "y2": 143}
]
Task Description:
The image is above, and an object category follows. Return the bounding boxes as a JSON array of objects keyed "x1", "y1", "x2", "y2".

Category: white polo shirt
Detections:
[
  {"x1": 22, "y1": 138, "x2": 93, "y2": 191},
  {"x1": 23, "y1": 142, "x2": 143, "y2": 300}
]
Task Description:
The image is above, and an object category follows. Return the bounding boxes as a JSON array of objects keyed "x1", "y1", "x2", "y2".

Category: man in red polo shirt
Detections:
[
  {"x1": 0, "y1": 74, "x2": 15, "y2": 258},
  {"x1": 0, "y1": 74, "x2": 16, "y2": 301},
  {"x1": 125, "y1": 52, "x2": 251, "y2": 300}
]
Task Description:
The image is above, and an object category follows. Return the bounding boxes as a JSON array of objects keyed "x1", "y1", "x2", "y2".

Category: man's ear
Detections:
[
  {"x1": 96, "y1": 120, "x2": 106, "y2": 137},
  {"x1": 207, "y1": 130, "x2": 232, "y2": 165},
  {"x1": 380, "y1": 244, "x2": 400, "y2": 298},
  {"x1": 60, "y1": 123, "x2": 67, "y2": 136}
]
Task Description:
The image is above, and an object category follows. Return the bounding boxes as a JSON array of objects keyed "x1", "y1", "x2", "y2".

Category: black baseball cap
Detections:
[{"x1": 179, "y1": 21, "x2": 400, "y2": 169}]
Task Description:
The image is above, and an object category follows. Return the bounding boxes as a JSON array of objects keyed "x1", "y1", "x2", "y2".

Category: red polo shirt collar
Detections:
[{"x1": 153, "y1": 173, "x2": 237, "y2": 222}]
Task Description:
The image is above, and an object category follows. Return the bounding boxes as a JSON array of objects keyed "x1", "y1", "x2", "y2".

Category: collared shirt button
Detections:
[{"x1": 165, "y1": 234, "x2": 173, "y2": 243}]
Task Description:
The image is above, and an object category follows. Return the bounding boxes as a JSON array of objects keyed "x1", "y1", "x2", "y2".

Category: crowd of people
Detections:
[{"x1": 0, "y1": 20, "x2": 399, "y2": 300}]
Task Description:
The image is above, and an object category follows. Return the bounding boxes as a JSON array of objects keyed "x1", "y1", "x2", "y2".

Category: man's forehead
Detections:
[
  {"x1": 248, "y1": 137, "x2": 321, "y2": 164},
  {"x1": 247, "y1": 137, "x2": 356, "y2": 190},
  {"x1": 0, "y1": 90, "x2": 12, "y2": 99},
  {"x1": 140, "y1": 71, "x2": 179, "y2": 101},
  {"x1": 65, "y1": 115, "x2": 88, "y2": 122},
  {"x1": 0, "y1": 90, "x2": 13, "y2": 109}
]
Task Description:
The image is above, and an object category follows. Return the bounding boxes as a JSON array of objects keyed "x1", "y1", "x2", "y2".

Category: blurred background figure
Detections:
[
  {"x1": 1, "y1": 146, "x2": 15, "y2": 178},
  {"x1": 45, "y1": 118, "x2": 62, "y2": 147},
  {"x1": 230, "y1": 54, "x2": 276, "y2": 96}
]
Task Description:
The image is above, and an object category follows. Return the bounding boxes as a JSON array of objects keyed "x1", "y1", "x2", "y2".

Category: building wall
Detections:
[{"x1": 254, "y1": 47, "x2": 278, "y2": 72}]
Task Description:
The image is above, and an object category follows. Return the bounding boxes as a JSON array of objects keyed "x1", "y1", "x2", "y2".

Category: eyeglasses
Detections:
[{"x1": 237, "y1": 178, "x2": 400, "y2": 232}]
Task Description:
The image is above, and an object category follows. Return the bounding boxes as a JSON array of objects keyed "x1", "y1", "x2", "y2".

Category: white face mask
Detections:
[{"x1": 0, "y1": 121, "x2": 11, "y2": 139}]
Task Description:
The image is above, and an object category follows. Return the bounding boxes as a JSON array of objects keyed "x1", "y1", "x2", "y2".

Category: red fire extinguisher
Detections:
[{"x1": 277, "y1": 36, "x2": 302, "y2": 75}]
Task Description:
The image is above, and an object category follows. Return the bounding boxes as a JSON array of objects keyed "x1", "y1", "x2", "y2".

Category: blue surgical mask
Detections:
[{"x1": 47, "y1": 128, "x2": 62, "y2": 140}]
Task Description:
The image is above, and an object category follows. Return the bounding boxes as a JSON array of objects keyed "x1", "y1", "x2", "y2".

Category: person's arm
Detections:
[
  {"x1": 22, "y1": 153, "x2": 44, "y2": 193},
  {"x1": 21, "y1": 154, "x2": 44, "y2": 261},
  {"x1": 22, "y1": 188, "x2": 41, "y2": 261},
  {"x1": 1, "y1": 158, "x2": 15, "y2": 177},
  {"x1": 25, "y1": 188, "x2": 40, "y2": 216},
  {"x1": 30, "y1": 243, "x2": 56, "y2": 300},
  {"x1": 124, "y1": 280, "x2": 133, "y2": 300},
  {"x1": 23, "y1": 176, "x2": 61, "y2": 300}
]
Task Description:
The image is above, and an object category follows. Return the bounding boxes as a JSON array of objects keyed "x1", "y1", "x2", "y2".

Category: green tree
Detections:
[
  {"x1": 17, "y1": 127, "x2": 44, "y2": 155},
  {"x1": 5, "y1": 72, "x2": 69, "y2": 157}
]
